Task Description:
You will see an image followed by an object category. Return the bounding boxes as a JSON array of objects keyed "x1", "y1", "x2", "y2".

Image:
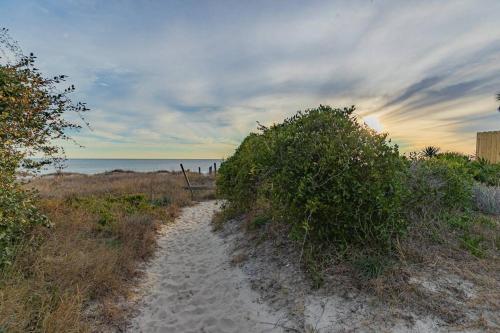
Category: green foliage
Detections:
[
  {"x1": 353, "y1": 255, "x2": 391, "y2": 279},
  {"x1": 1, "y1": 29, "x2": 88, "y2": 173},
  {"x1": 460, "y1": 234, "x2": 485, "y2": 258},
  {"x1": 216, "y1": 133, "x2": 271, "y2": 211},
  {"x1": 0, "y1": 29, "x2": 87, "y2": 268},
  {"x1": 469, "y1": 158, "x2": 500, "y2": 186},
  {"x1": 407, "y1": 157, "x2": 474, "y2": 214},
  {"x1": 437, "y1": 151, "x2": 471, "y2": 163},
  {"x1": 0, "y1": 184, "x2": 49, "y2": 268},
  {"x1": 412, "y1": 149, "x2": 499, "y2": 187},
  {"x1": 218, "y1": 106, "x2": 496, "y2": 286},
  {"x1": 409, "y1": 152, "x2": 500, "y2": 214},
  {"x1": 417, "y1": 149, "x2": 499, "y2": 187},
  {"x1": 445, "y1": 212, "x2": 473, "y2": 230},
  {"x1": 435, "y1": 211, "x2": 496, "y2": 258},
  {"x1": 151, "y1": 196, "x2": 172, "y2": 207},
  {"x1": 249, "y1": 214, "x2": 271, "y2": 230},
  {"x1": 67, "y1": 194, "x2": 157, "y2": 234},
  {"x1": 474, "y1": 214, "x2": 497, "y2": 228},
  {"x1": 218, "y1": 105, "x2": 408, "y2": 253}
]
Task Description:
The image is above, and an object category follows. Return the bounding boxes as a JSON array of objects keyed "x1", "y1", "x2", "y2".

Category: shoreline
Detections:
[{"x1": 17, "y1": 168, "x2": 215, "y2": 180}]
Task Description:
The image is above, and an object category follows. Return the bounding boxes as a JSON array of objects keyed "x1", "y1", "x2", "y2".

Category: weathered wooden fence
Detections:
[
  {"x1": 476, "y1": 131, "x2": 500, "y2": 163},
  {"x1": 180, "y1": 163, "x2": 216, "y2": 200}
]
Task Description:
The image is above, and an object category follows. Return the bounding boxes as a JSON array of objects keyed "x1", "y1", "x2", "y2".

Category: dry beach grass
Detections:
[{"x1": 0, "y1": 171, "x2": 214, "y2": 333}]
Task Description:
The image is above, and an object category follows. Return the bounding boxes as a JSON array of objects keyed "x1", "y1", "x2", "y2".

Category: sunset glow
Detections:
[{"x1": 2, "y1": 0, "x2": 499, "y2": 158}]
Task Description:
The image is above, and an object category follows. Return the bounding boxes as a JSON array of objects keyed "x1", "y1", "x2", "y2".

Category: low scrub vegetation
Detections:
[
  {"x1": 217, "y1": 105, "x2": 499, "y2": 285},
  {"x1": 406, "y1": 156, "x2": 474, "y2": 214},
  {"x1": 431, "y1": 150, "x2": 500, "y2": 186},
  {"x1": 0, "y1": 172, "x2": 209, "y2": 332}
]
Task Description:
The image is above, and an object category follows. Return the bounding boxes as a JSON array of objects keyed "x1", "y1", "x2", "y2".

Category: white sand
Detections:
[{"x1": 128, "y1": 201, "x2": 285, "y2": 333}]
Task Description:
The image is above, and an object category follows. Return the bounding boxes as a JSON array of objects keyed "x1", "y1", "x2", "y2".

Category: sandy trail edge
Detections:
[{"x1": 128, "y1": 201, "x2": 285, "y2": 333}]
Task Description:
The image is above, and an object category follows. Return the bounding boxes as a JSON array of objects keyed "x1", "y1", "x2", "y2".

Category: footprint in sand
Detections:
[{"x1": 128, "y1": 201, "x2": 284, "y2": 333}]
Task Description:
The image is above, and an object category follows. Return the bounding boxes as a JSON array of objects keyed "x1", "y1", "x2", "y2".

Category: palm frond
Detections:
[{"x1": 421, "y1": 146, "x2": 440, "y2": 158}]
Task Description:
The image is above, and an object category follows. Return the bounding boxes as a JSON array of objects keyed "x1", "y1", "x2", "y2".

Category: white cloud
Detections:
[{"x1": 2, "y1": 0, "x2": 499, "y2": 157}]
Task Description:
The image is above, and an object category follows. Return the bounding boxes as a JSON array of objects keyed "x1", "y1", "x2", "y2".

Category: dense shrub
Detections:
[
  {"x1": 406, "y1": 157, "x2": 474, "y2": 215},
  {"x1": 410, "y1": 150, "x2": 499, "y2": 216},
  {"x1": 0, "y1": 149, "x2": 49, "y2": 267},
  {"x1": 434, "y1": 152, "x2": 499, "y2": 186},
  {"x1": 218, "y1": 106, "x2": 497, "y2": 290},
  {"x1": 436, "y1": 151, "x2": 471, "y2": 163},
  {"x1": 0, "y1": 185, "x2": 49, "y2": 267},
  {"x1": 469, "y1": 159, "x2": 500, "y2": 186},
  {"x1": 0, "y1": 29, "x2": 86, "y2": 267},
  {"x1": 218, "y1": 105, "x2": 408, "y2": 252},
  {"x1": 216, "y1": 133, "x2": 270, "y2": 211}
]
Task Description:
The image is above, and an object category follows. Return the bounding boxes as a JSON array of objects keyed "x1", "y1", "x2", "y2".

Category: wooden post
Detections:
[
  {"x1": 209, "y1": 166, "x2": 212, "y2": 175},
  {"x1": 180, "y1": 163, "x2": 194, "y2": 200},
  {"x1": 214, "y1": 162, "x2": 217, "y2": 175}
]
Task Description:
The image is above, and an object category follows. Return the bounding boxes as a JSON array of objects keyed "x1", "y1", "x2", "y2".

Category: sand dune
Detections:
[{"x1": 128, "y1": 201, "x2": 284, "y2": 333}]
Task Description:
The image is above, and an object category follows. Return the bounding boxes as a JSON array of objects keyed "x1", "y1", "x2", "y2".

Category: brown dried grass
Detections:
[{"x1": 0, "y1": 171, "x2": 214, "y2": 333}]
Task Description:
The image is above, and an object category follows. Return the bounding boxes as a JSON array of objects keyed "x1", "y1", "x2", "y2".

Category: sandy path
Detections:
[{"x1": 128, "y1": 201, "x2": 284, "y2": 333}]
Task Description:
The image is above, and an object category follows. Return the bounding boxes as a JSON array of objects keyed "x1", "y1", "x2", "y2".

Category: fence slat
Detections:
[{"x1": 477, "y1": 131, "x2": 500, "y2": 163}]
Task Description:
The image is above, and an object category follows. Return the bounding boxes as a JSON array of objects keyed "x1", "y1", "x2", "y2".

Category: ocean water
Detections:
[{"x1": 39, "y1": 159, "x2": 223, "y2": 175}]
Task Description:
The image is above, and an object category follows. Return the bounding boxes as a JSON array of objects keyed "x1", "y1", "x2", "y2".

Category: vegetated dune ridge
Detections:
[
  {"x1": 128, "y1": 201, "x2": 285, "y2": 333},
  {"x1": 220, "y1": 215, "x2": 499, "y2": 333}
]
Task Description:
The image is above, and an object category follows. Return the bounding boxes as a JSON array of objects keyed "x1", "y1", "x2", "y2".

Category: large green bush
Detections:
[
  {"x1": 218, "y1": 105, "x2": 408, "y2": 251},
  {"x1": 216, "y1": 133, "x2": 270, "y2": 211}
]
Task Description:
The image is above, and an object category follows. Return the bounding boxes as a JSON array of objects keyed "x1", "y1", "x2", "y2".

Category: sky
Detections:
[{"x1": 1, "y1": 0, "x2": 499, "y2": 158}]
